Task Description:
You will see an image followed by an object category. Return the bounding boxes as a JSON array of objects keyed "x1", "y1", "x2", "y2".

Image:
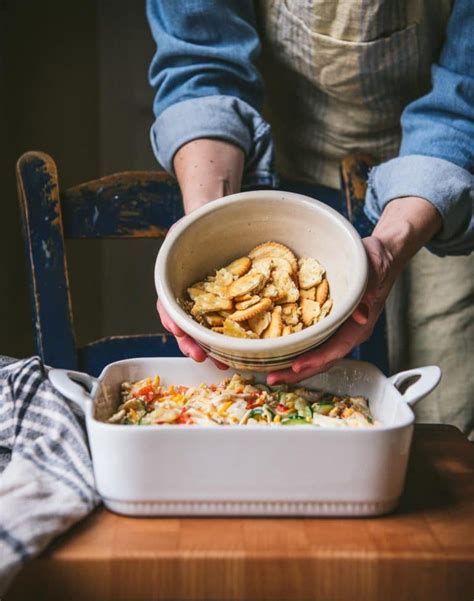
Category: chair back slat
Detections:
[
  {"x1": 16, "y1": 151, "x2": 78, "y2": 368},
  {"x1": 61, "y1": 172, "x2": 184, "y2": 238}
]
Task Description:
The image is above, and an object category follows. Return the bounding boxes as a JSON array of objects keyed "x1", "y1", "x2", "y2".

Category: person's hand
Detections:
[
  {"x1": 267, "y1": 196, "x2": 443, "y2": 385},
  {"x1": 157, "y1": 298, "x2": 229, "y2": 370},
  {"x1": 267, "y1": 236, "x2": 395, "y2": 384}
]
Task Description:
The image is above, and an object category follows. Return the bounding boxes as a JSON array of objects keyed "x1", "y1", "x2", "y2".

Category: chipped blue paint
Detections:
[
  {"x1": 17, "y1": 152, "x2": 77, "y2": 369},
  {"x1": 17, "y1": 152, "x2": 185, "y2": 375},
  {"x1": 61, "y1": 173, "x2": 184, "y2": 239}
]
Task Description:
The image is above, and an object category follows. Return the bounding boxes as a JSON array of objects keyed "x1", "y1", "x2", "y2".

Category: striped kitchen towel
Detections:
[{"x1": 0, "y1": 356, "x2": 100, "y2": 594}]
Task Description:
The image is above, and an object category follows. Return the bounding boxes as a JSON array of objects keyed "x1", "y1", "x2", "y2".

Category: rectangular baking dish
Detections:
[{"x1": 49, "y1": 358, "x2": 440, "y2": 517}]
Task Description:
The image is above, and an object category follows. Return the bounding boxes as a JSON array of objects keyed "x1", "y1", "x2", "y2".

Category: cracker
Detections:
[
  {"x1": 262, "y1": 305, "x2": 283, "y2": 338},
  {"x1": 227, "y1": 271, "x2": 265, "y2": 298},
  {"x1": 298, "y1": 257, "x2": 325, "y2": 289},
  {"x1": 316, "y1": 279, "x2": 329, "y2": 305},
  {"x1": 248, "y1": 311, "x2": 272, "y2": 337},
  {"x1": 301, "y1": 298, "x2": 321, "y2": 326},
  {"x1": 230, "y1": 297, "x2": 272, "y2": 322},
  {"x1": 191, "y1": 293, "x2": 233, "y2": 315},
  {"x1": 224, "y1": 256, "x2": 252, "y2": 277},
  {"x1": 248, "y1": 242, "x2": 297, "y2": 273}
]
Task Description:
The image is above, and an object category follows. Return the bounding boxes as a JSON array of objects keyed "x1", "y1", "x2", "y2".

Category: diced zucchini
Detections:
[
  {"x1": 281, "y1": 417, "x2": 311, "y2": 426},
  {"x1": 312, "y1": 402, "x2": 334, "y2": 416},
  {"x1": 295, "y1": 397, "x2": 312, "y2": 419}
]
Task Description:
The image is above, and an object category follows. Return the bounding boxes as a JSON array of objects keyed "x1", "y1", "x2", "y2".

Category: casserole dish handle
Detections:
[
  {"x1": 48, "y1": 369, "x2": 99, "y2": 412},
  {"x1": 388, "y1": 366, "x2": 441, "y2": 407}
]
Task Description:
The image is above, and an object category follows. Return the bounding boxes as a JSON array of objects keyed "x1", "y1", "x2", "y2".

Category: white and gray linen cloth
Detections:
[{"x1": 0, "y1": 356, "x2": 99, "y2": 594}]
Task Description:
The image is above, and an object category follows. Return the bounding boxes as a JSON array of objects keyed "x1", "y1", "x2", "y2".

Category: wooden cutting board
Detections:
[{"x1": 7, "y1": 425, "x2": 474, "y2": 601}]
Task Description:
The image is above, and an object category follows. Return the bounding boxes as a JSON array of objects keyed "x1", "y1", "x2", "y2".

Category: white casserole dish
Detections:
[{"x1": 49, "y1": 358, "x2": 441, "y2": 517}]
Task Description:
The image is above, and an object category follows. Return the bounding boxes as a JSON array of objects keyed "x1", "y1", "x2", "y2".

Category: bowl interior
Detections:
[{"x1": 162, "y1": 193, "x2": 366, "y2": 336}]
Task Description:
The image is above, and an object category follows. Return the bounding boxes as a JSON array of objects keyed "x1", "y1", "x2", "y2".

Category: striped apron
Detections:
[{"x1": 256, "y1": 0, "x2": 474, "y2": 437}]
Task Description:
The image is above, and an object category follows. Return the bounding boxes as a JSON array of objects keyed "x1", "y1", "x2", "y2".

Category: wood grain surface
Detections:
[{"x1": 7, "y1": 425, "x2": 474, "y2": 601}]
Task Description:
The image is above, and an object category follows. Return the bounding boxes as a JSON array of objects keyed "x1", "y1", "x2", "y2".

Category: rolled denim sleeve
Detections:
[
  {"x1": 146, "y1": 0, "x2": 276, "y2": 187},
  {"x1": 365, "y1": 0, "x2": 474, "y2": 256}
]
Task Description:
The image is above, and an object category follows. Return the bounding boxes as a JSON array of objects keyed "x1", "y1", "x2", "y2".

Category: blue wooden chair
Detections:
[
  {"x1": 17, "y1": 151, "x2": 387, "y2": 377},
  {"x1": 16, "y1": 151, "x2": 183, "y2": 376}
]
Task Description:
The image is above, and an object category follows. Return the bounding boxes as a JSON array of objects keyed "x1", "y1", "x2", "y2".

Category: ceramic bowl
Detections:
[{"x1": 155, "y1": 190, "x2": 368, "y2": 371}]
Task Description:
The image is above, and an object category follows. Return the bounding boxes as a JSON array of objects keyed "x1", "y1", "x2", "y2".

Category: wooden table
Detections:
[{"x1": 8, "y1": 425, "x2": 474, "y2": 601}]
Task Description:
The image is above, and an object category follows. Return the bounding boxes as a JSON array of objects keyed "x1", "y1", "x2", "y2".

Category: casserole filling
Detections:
[{"x1": 108, "y1": 374, "x2": 377, "y2": 427}]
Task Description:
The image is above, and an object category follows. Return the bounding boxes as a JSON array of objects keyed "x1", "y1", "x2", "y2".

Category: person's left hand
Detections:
[{"x1": 267, "y1": 236, "x2": 397, "y2": 385}]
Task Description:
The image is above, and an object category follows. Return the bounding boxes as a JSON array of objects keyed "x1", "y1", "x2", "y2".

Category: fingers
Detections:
[
  {"x1": 292, "y1": 320, "x2": 360, "y2": 373},
  {"x1": 209, "y1": 357, "x2": 230, "y2": 370},
  {"x1": 157, "y1": 298, "x2": 228, "y2": 368},
  {"x1": 177, "y1": 335, "x2": 207, "y2": 362},
  {"x1": 268, "y1": 316, "x2": 373, "y2": 384},
  {"x1": 156, "y1": 299, "x2": 186, "y2": 338}
]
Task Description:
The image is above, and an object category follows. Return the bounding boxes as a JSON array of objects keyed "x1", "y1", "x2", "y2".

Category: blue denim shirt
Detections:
[{"x1": 147, "y1": 0, "x2": 473, "y2": 256}]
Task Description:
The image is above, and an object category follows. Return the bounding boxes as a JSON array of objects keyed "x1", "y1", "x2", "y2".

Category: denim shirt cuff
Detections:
[
  {"x1": 364, "y1": 155, "x2": 474, "y2": 256},
  {"x1": 150, "y1": 95, "x2": 278, "y2": 188}
]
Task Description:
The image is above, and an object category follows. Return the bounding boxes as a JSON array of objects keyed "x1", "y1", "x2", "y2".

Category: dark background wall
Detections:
[{"x1": 0, "y1": 0, "x2": 162, "y2": 358}]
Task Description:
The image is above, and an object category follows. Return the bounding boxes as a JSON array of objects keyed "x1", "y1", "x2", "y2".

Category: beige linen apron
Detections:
[{"x1": 256, "y1": 0, "x2": 474, "y2": 436}]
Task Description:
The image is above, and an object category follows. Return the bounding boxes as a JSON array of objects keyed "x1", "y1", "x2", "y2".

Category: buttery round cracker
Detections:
[
  {"x1": 248, "y1": 242, "x2": 298, "y2": 274},
  {"x1": 281, "y1": 302, "x2": 300, "y2": 326},
  {"x1": 224, "y1": 256, "x2": 252, "y2": 277},
  {"x1": 223, "y1": 318, "x2": 257, "y2": 339},
  {"x1": 248, "y1": 310, "x2": 272, "y2": 337},
  {"x1": 262, "y1": 305, "x2": 283, "y2": 338},
  {"x1": 234, "y1": 295, "x2": 261, "y2": 311},
  {"x1": 301, "y1": 298, "x2": 321, "y2": 326},
  {"x1": 203, "y1": 282, "x2": 230, "y2": 298},
  {"x1": 272, "y1": 270, "x2": 300, "y2": 303},
  {"x1": 316, "y1": 279, "x2": 329, "y2": 305},
  {"x1": 229, "y1": 297, "x2": 272, "y2": 322},
  {"x1": 250, "y1": 257, "x2": 273, "y2": 280},
  {"x1": 300, "y1": 287, "x2": 316, "y2": 301},
  {"x1": 191, "y1": 293, "x2": 233, "y2": 316},
  {"x1": 298, "y1": 257, "x2": 325, "y2": 290},
  {"x1": 204, "y1": 313, "x2": 225, "y2": 327},
  {"x1": 187, "y1": 286, "x2": 207, "y2": 301},
  {"x1": 319, "y1": 298, "x2": 333, "y2": 320},
  {"x1": 227, "y1": 271, "x2": 265, "y2": 299},
  {"x1": 215, "y1": 268, "x2": 234, "y2": 287}
]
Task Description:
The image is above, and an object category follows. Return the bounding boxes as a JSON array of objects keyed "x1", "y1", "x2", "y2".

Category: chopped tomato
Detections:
[
  {"x1": 177, "y1": 385, "x2": 188, "y2": 394},
  {"x1": 246, "y1": 400, "x2": 262, "y2": 410},
  {"x1": 133, "y1": 384, "x2": 154, "y2": 398},
  {"x1": 176, "y1": 408, "x2": 192, "y2": 424},
  {"x1": 276, "y1": 403, "x2": 288, "y2": 412}
]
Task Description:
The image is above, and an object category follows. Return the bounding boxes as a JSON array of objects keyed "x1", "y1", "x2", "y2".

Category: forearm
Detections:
[
  {"x1": 174, "y1": 139, "x2": 245, "y2": 213},
  {"x1": 372, "y1": 197, "x2": 443, "y2": 272}
]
